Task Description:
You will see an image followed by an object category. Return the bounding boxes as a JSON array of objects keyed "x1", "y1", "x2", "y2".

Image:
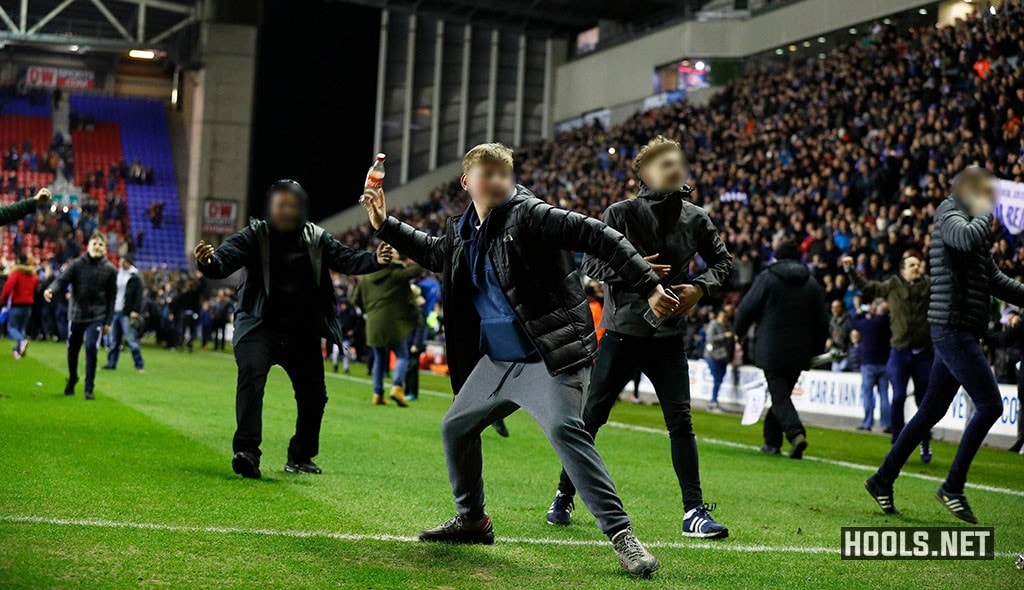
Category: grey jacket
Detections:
[{"x1": 583, "y1": 187, "x2": 732, "y2": 338}]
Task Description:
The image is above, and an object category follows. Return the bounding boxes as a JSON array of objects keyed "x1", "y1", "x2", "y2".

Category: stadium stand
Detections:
[{"x1": 337, "y1": 3, "x2": 1024, "y2": 312}]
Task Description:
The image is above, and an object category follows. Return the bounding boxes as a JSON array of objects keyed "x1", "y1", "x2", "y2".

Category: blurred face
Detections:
[
  {"x1": 268, "y1": 190, "x2": 303, "y2": 232},
  {"x1": 831, "y1": 300, "x2": 844, "y2": 317},
  {"x1": 900, "y1": 256, "x2": 923, "y2": 281},
  {"x1": 462, "y1": 162, "x2": 513, "y2": 211},
  {"x1": 119, "y1": 258, "x2": 131, "y2": 270},
  {"x1": 640, "y1": 149, "x2": 688, "y2": 191},
  {"x1": 87, "y1": 237, "x2": 106, "y2": 259},
  {"x1": 958, "y1": 173, "x2": 997, "y2": 217}
]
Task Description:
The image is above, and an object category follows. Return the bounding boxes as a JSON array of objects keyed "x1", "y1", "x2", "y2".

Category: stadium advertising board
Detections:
[
  {"x1": 202, "y1": 200, "x2": 239, "y2": 235},
  {"x1": 639, "y1": 362, "x2": 1019, "y2": 441},
  {"x1": 25, "y1": 66, "x2": 96, "y2": 89},
  {"x1": 994, "y1": 179, "x2": 1024, "y2": 234}
]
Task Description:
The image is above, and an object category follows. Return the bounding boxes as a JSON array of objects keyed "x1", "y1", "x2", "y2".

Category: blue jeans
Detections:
[
  {"x1": 7, "y1": 305, "x2": 31, "y2": 351},
  {"x1": 68, "y1": 321, "x2": 103, "y2": 392},
  {"x1": 705, "y1": 358, "x2": 727, "y2": 403},
  {"x1": 106, "y1": 312, "x2": 144, "y2": 369},
  {"x1": 877, "y1": 326, "x2": 1004, "y2": 493},
  {"x1": 372, "y1": 333, "x2": 412, "y2": 394},
  {"x1": 860, "y1": 364, "x2": 890, "y2": 429},
  {"x1": 886, "y1": 347, "x2": 933, "y2": 442}
]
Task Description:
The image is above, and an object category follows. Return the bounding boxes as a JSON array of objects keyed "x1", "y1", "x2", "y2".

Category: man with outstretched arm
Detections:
[
  {"x1": 865, "y1": 167, "x2": 1023, "y2": 523},
  {"x1": 545, "y1": 136, "x2": 733, "y2": 540},
  {"x1": 362, "y1": 143, "x2": 677, "y2": 578},
  {"x1": 195, "y1": 180, "x2": 391, "y2": 479}
]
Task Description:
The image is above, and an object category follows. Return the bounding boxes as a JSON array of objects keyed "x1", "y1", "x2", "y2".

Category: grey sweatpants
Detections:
[{"x1": 442, "y1": 356, "x2": 631, "y2": 537}]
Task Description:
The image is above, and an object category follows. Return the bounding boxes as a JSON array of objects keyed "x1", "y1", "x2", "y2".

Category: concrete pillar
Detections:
[{"x1": 183, "y1": 21, "x2": 257, "y2": 251}]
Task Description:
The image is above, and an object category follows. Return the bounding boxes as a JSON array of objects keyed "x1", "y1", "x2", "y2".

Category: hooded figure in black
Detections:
[
  {"x1": 195, "y1": 180, "x2": 389, "y2": 479},
  {"x1": 734, "y1": 239, "x2": 829, "y2": 459}
]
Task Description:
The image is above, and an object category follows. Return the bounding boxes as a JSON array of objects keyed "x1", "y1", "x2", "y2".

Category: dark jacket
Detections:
[
  {"x1": 0, "y1": 198, "x2": 37, "y2": 226},
  {"x1": 197, "y1": 218, "x2": 381, "y2": 345},
  {"x1": 848, "y1": 270, "x2": 930, "y2": 349},
  {"x1": 850, "y1": 313, "x2": 891, "y2": 365},
  {"x1": 928, "y1": 196, "x2": 1024, "y2": 335},
  {"x1": 119, "y1": 267, "x2": 143, "y2": 315},
  {"x1": 375, "y1": 185, "x2": 661, "y2": 393},
  {"x1": 733, "y1": 259, "x2": 828, "y2": 373},
  {"x1": 582, "y1": 186, "x2": 732, "y2": 338},
  {"x1": 351, "y1": 262, "x2": 423, "y2": 348},
  {"x1": 48, "y1": 254, "x2": 117, "y2": 324}
]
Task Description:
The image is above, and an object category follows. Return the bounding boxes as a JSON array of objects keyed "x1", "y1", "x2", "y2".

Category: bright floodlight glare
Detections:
[
  {"x1": 775, "y1": 48, "x2": 783, "y2": 55},
  {"x1": 69, "y1": 45, "x2": 79, "y2": 52},
  {"x1": 608, "y1": 147, "x2": 616, "y2": 155},
  {"x1": 849, "y1": 28, "x2": 857, "y2": 34},
  {"x1": 695, "y1": 61, "x2": 705, "y2": 70},
  {"x1": 919, "y1": 8, "x2": 927, "y2": 14},
  {"x1": 129, "y1": 49, "x2": 156, "y2": 59},
  {"x1": 990, "y1": 5, "x2": 996, "y2": 14},
  {"x1": 817, "y1": 36, "x2": 826, "y2": 43}
]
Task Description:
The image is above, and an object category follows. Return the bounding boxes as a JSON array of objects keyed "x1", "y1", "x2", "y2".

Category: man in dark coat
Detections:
[
  {"x1": 362, "y1": 143, "x2": 674, "y2": 578},
  {"x1": 45, "y1": 232, "x2": 117, "y2": 400},
  {"x1": 733, "y1": 240, "x2": 829, "y2": 459},
  {"x1": 104, "y1": 253, "x2": 144, "y2": 371},
  {"x1": 194, "y1": 180, "x2": 390, "y2": 479},
  {"x1": 545, "y1": 136, "x2": 733, "y2": 539},
  {"x1": 0, "y1": 188, "x2": 49, "y2": 226},
  {"x1": 866, "y1": 167, "x2": 1024, "y2": 523}
]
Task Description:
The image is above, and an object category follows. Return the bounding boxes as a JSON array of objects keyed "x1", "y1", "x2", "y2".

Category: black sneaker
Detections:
[
  {"x1": 759, "y1": 444, "x2": 781, "y2": 455},
  {"x1": 101, "y1": 365, "x2": 116, "y2": 371},
  {"x1": 492, "y1": 419, "x2": 510, "y2": 438},
  {"x1": 418, "y1": 514, "x2": 494, "y2": 545},
  {"x1": 546, "y1": 491, "x2": 574, "y2": 526},
  {"x1": 789, "y1": 434, "x2": 808, "y2": 460},
  {"x1": 64, "y1": 378, "x2": 77, "y2": 396},
  {"x1": 231, "y1": 452, "x2": 262, "y2": 479},
  {"x1": 83, "y1": 391, "x2": 95, "y2": 400},
  {"x1": 936, "y1": 485, "x2": 977, "y2": 524},
  {"x1": 285, "y1": 460, "x2": 322, "y2": 474},
  {"x1": 920, "y1": 440, "x2": 933, "y2": 464},
  {"x1": 864, "y1": 474, "x2": 898, "y2": 515}
]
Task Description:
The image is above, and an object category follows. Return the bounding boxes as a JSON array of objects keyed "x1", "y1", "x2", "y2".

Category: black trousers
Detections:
[
  {"x1": 763, "y1": 369, "x2": 805, "y2": 448},
  {"x1": 232, "y1": 325, "x2": 328, "y2": 463},
  {"x1": 557, "y1": 332, "x2": 704, "y2": 511},
  {"x1": 68, "y1": 320, "x2": 103, "y2": 392}
]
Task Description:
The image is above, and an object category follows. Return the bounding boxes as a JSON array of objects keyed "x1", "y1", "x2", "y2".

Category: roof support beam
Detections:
[
  {"x1": 0, "y1": 4, "x2": 18, "y2": 32},
  {"x1": 149, "y1": 13, "x2": 197, "y2": 44},
  {"x1": 91, "y1": 0, "x2": 135, "y2": 42},
  {"x1": 137, "y1": 1, "x2": 147, "y2": 43},
  {"x1": 27, "y1": 0, "x2": 77, "y2": 35}
]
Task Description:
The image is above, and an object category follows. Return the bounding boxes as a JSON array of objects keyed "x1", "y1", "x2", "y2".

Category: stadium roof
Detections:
[
  {"x1": 0, "y1": 0, "x2": 199, "y2": 51},
  {"x1": 337, "y1": 0, "x2": 696, "y2": 35}
]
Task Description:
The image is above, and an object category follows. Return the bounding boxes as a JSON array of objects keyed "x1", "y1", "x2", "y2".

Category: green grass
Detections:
[{"x1": 0, "y1": 341, "x2": 1022, "y2": 589}]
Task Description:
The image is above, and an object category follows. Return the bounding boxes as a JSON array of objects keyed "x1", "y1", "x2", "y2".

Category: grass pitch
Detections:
[{"x1": 0, "y1": 341, "x2": 1021, "y2": 589}]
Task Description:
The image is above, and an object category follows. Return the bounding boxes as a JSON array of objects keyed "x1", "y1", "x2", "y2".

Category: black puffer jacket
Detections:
[
  {"x1": 47, "y1": 254, "x2": 117, "y2": 324},
  {"x1": 733, "y1": 258, "x2": 828, "y2": 373},
  {"x1": 928, "y1": 196, "x2": 1024, "y2": 335},
  {"x1": 375, "y1": 185, "x2": 660, "y2": 393}
]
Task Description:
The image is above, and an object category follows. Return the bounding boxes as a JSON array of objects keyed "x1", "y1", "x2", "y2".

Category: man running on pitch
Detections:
[
  {"x1": 545, "y1": 135, "x2": 732, "y2": 539},
  {"x1": 865, "y1": 167, "x2": 1023, "y2": 523},
  {"x1": 362, "y1": 143, "x2": 676, "y2": 577}
]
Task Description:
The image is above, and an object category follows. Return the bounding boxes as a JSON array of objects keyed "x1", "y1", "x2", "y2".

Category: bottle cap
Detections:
[{"x1": 375, "y1": 153, "x2": 386, "y2": 161}]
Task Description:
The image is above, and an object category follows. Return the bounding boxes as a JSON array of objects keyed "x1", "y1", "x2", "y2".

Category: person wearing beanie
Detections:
[
  {"x1": 194, "y1": 179, "x2": 392, "y2": 479},
  {"x1": 734, "y1": 238, "x2": 829, "y2": 459}
]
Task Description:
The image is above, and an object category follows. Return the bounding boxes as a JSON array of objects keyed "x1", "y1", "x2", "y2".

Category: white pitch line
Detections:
[
  {"x1": 2, "y1": 515, "x2": 1019, "y2": 559},
  {"x1": 222, "y1": 357, "x2": 1024, "y2": 498}
]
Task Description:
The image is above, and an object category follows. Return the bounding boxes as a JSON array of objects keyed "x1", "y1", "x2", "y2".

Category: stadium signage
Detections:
[
  {"x1": 25, "y1": 66, "x2": 96, "y2": 89},
  {"x1": 993, "y1": 179, "x2": 1024, "y2": 234},
  {"x1": 840, "y1": 527, "x2": 994, "y2": 560},
  {"x1": 202, "y1": 200, "x2": 239, "y2": 235},
  {"x1": 638, "y1": 362, "x2": 1019, "y2": 441}
]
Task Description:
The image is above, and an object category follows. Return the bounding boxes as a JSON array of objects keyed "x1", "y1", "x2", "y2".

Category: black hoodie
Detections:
[{"x1": 733, "y1": 258, "x2": 829, "y2": 372}]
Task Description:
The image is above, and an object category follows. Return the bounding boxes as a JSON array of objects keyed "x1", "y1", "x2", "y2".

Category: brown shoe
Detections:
[
  {"x1": 390, "y1": 385, "x2": 409, "y2": 407},
  {"x1": 372, "y1": 393, "x2": 388, "y2": 405}
]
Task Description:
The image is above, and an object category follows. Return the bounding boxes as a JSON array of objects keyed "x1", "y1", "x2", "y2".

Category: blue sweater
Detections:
[
  {"x1": 850, "y1": 313, "x2": 891, "y2": 365},
  {"x1": 458, "y1": 206, "x2": 539, "y2": 362}
]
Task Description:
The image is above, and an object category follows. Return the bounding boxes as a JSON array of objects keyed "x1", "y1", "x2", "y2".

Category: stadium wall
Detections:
[{"x1": 552, "y1": 0, "x2": 935, "y2": 122}]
